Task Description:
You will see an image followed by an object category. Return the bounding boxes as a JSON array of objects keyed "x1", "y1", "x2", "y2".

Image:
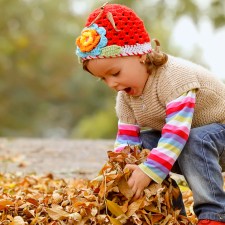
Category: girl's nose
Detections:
[{"x1": 106, "y1": 77, "x2": 118, "y2": 89}]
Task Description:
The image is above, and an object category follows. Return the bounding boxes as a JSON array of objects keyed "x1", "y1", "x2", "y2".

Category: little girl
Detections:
[{"x1": 75, "y1": 3, "x2": 225, "y2": 224}]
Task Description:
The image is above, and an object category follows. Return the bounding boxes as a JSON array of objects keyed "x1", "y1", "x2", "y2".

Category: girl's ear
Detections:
[{"x1": 139, "y1": 54, "x2": 147, "y2": 64}]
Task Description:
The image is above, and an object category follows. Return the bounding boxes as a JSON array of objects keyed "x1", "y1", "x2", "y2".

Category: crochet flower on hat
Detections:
[{"x1": 76, "y1": 24, "x2": 108, "y2": 58}]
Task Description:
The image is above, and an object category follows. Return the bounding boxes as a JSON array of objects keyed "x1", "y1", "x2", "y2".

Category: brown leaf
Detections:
[
  {"x1": 118, "y1": 177, "x2": 133, "y2": 200},
  {"x1": 46, "y1": 205, "x2": 70, "y2": 220},
  {"x1": 144, "y1": 204, "x2": 161, "y2": 213},
  {"x1": 106, "y1": 199, "x2": 124, "y2": 217},
  {"x1": 108, "y1": 216, "x2": 123, "y2": 225},
  {"x1": 151, "y1": 214, "x2": 164, "y2": 224},
  {"x1": 9, "y1": 216, "x2": 25, "y2": 225},
  {"x1": 26, "y1": 198, "x2": 39, "y2": 207},
  {"x1": 126, "y1": 197, "x2": 144, "y2": 217},
  {"x1": 0, "y1": 199, "x2": 14, "y2": 210}
]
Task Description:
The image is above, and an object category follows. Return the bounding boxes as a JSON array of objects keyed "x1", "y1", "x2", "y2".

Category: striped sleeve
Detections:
[
  {"x1": 139, "y1": 89, "x2": 196, "y2": 184},
  {"x1": 114, "y1": 122, "x2": 141, "y2": 152}
]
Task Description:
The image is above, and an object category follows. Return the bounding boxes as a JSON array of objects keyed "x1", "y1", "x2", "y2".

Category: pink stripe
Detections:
[
  {"x1": 166, "y1": 102, "x2": 195, "y2": 116},
  {"x1": 149, "y1": 150, "x2": 176, "y2": 165},
  {"x1": 163, "y1": 124, "x2": 190, "y2": 135},
  {"x1": 167, "y1": 96, "x2": 195, "y2": 109},
  {"x1": 162, "y1": 126, "x2": 189, "y2": 141},
  {"x1": 114, "y1": 146, "x2": 125, "y2": 152},
  {"x1": 118, "y1": 124, "x2": 140, "y2": 131},
  {"x1": 148, "y1": 152, "x2": 173, "y2": 170}
]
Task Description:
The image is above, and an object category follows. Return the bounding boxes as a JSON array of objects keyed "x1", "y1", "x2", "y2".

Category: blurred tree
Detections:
[
  {"x1": 0, "y1": 0, "x2": 114, "y2": 137},
  {"x1": 0, "y1": 0, "x2": 224, "y2": 138}
]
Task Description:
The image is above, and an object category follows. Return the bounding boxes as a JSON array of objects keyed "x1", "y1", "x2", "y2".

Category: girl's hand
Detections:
[{"x1": 125, "y1": 164, "x2": 152, "y2": 200}]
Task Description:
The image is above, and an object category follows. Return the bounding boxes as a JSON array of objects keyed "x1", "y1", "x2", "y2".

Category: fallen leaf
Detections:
[
  {"x1": 108, "y1": 216, "x2": 123, "y2": 225},
  {"x1": 106, "y1": 199, "x2": 124, "y2": 217},
  {"x1": 9, "y1": 216, "x2": 25, "y2": 225},
  {"x1": 118, "y1": 177, "x2": 133, "y2": 200},
  {"x1": 0, "y1": 199, "x2": 14, "y2": 210},
  {"x1": 46, "y1": 205, "x2": 70, "y2": 220}
]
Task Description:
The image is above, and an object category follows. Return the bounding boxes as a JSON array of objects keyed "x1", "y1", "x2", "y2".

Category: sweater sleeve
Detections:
[
  {"x1": 114, "y1": 122, "x2": 142, "y2": 152},
  {"x1": 139, "y1": 89, "x2": 196, "y2": 184}
]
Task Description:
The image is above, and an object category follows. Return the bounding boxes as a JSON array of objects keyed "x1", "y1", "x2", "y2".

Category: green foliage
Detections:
[
  {"x1": 0, "y1": 0, "x2": 224, "y2": 138},
  {"x1": 71, "y1": 107, "x2": 117, "y2": 139}
]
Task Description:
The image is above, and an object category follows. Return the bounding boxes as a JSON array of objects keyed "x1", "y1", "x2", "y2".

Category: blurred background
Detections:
[{"x1": 0, "y1": 0, "x2": 224, "y2": 139}]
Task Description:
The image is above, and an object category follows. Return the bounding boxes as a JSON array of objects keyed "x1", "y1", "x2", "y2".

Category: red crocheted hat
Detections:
[{"x1": 76, "y1": 3, "x2": 152, "y2": 61}]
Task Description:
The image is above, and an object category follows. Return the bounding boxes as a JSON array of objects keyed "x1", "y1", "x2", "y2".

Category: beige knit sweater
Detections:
[{"x1": 116, "y1": 55, "x2": 225, "y2": 130}]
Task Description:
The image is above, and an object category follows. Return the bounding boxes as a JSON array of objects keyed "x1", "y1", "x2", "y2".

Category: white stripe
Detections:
[
  {"x1": 83, "y1": 42, "x2": 152, "y2": 60},
  {"x1": 153, "y1": 146, "x2": 179, "y2": 159},
  {"x1": 168, "y1": 119, "x2": 191, "y2": 129},
  {"x1": 122, "y1": 42, "x2": 152, "y2": 55}
]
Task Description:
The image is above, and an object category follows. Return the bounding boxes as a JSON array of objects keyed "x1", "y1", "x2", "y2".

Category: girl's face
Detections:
[{"x1": 86, "y1": 55, "x2": 149, "y2": 97}]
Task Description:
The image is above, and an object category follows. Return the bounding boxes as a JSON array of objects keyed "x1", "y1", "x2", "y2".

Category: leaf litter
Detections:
[{"x1": 0, "y1": 147, "x2": 199, "y2": 224}]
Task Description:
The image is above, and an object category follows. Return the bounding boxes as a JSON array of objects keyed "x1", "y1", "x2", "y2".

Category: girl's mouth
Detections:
[{"x1": 124, "y1": 87, "x2": 133, "y2": 95}]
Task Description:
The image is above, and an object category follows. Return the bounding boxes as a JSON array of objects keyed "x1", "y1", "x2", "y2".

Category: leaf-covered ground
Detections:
[{"x1": 0, "y1": 147, "x2": 218, "y2": 225}]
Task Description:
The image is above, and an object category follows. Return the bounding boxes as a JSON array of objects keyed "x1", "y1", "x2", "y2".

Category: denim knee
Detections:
[
  {"x1": 178, "y1": 123, "x2": 225, "y2": 178},
  {"x1": 182, "y1": 123, "x2": 225, "y2": 167},
  {"x1": 178, "y1": 123, "x2": 225, "y2": 221},
  {"x1": 140, "y1": 129, "x2": 161, "y2": 150}
]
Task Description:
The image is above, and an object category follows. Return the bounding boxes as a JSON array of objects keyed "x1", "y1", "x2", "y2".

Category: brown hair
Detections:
[
  {"x1": 145, "y1": 39, "x2": 168, "y2": 75},
  {"x1": 82, "y1": 39, "x2": 168, "y2": 76},
  {"x1": 83, "y1": 60, "x2": 90, "y2": 74}
]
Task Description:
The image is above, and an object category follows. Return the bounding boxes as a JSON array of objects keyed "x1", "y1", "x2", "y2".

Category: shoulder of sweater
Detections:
[
  {"x1": 163, "y1": 55, "x2": 213, "y2": 75},
  {"x1": 155, "y1": 55, "x2": 202, "y2": 104}
]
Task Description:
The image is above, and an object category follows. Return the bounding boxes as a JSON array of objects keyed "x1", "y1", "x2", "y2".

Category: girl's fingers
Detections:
[
  {"x1": 133, "y1": 187, "x2": 142, "y2": 200},
  {"x1": 125, "y1": 164, "x2": 137, "y2": 172},
  {"x1": 128, "y1": 176, "x2": 134, "y2": 187},
  {"x1": 132, "y1": 183, "x2": 138, "y2": 196}
]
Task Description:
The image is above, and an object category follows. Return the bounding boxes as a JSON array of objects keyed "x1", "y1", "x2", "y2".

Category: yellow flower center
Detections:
[{"x1": 76, "y1": 29, "x2": 101, "y2": 53}]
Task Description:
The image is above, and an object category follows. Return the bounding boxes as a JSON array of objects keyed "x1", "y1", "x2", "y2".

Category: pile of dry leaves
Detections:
[{"x1": 0, "y1": 147, "x2": 196, "y2": 225}]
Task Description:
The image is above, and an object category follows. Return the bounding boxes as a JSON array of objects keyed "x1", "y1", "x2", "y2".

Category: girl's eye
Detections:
[{"x1": 112, "y1": 71, "x2": 120, "y2": 77}]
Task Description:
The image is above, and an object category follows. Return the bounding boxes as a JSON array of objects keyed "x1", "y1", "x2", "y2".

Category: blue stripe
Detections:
[
  {"x1": 115, "y1": 139, "x2": 141, "y2": 146},
  {"x1": 117, "y1": 135, "x2": 140, "y2": 143},
  {"x1": 161, "y1": 132, "x2": 186, "y2": 145},
  {"x1": 159, "y1": 136, "x2": 184, "y2": 149},
  {"x1": 160, "y1": 134, "x2": 186, "y2": 149},
  {"x1": 144, "y1": 159, "x2": 169, "y2": 179}
]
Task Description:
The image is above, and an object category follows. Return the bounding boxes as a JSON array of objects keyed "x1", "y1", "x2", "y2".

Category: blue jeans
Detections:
[{"x1": 140, "y1": 123, "x2": 225, "y2": 222}]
